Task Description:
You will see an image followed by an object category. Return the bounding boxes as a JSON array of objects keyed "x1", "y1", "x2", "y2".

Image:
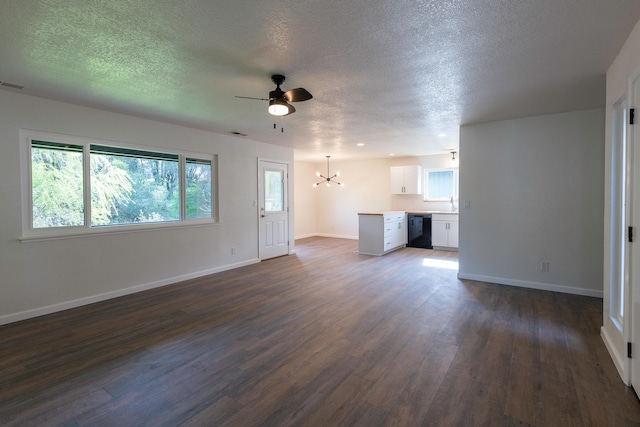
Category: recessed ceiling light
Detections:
[
  {"x1": 389, "y1": 153, "x2": 395, "y2": 156},
  {"x1": 438, "y1": 133, "x2": 447, "y2": 137},
  {"x1": 357, "y1": 143, "x2": 365, "y2": 147}
]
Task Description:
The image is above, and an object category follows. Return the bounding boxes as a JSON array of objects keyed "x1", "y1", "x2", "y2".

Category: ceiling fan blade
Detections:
[
  {"x1": 284, "y1": 103, "x2": 296, "y2": 115},
  {"x1": 284, "y1": 88, "x2": 313, "y2": 103},
  {"x1": 235, "y1": 96, "x2": 269, "y2": 101}
]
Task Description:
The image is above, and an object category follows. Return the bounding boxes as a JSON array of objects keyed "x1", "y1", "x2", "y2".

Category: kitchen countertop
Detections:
[
  {"x1": 357, "y1": 210, "x2": 405, "y2": 216},
  {"x1": 407, "y1": 211, "x2": 459, "y2": 215}
]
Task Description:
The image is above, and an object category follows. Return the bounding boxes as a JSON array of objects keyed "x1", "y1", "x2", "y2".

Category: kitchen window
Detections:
[
  {"x1": 424, "y1": 168, "x2": 458, "y2": 201},
  {"x1": 22, "y1": 130, "x2": 217, "y2": 239}
]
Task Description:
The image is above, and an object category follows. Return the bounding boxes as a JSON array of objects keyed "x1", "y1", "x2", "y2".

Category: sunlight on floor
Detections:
[{"x1": 422, "y1": 258, "x2": 459, "y2": 270}]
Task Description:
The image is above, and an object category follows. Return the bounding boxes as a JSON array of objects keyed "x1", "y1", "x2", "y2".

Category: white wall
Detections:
[
  {"x1": 294, "y1": 153, "x2": 455, "y2": 239},
  {"x1": 458, "y1": 109, "x2": 605, "y2": 297},
  {"x1": 602, "y1": 18, "x2": 640, "y2": 383},
  {"x1": 314, "y1": 157, "x2": 392, "y2": 239},
  {"x1": 0, "y1": 90, "x2": 294, "y2": 324},
  {"x1": 294, "y1": 161, "x2": 317, "y2": 239}
]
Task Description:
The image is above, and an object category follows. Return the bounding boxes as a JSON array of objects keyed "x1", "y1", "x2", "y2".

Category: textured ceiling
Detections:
[{"x1": 0, "y1": 1, "x2": 639, "y2": 162}]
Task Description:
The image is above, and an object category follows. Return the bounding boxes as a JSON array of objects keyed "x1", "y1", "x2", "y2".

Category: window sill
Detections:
[{"x1": 20, "y1": 219, "x2": 219, "y2": 242}]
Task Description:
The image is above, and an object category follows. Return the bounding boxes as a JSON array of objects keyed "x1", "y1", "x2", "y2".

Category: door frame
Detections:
[
  {"x1": 257, "y1": 158, "x2": 291, "y2": 260},
  {"x1": 629, "y1": 66, "x2": 640, "y2": 390}
]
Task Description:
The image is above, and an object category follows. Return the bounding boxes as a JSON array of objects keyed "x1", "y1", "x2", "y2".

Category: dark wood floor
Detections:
[{"x1": 1, "y1": 237, "x2": 639, "y2": 426}]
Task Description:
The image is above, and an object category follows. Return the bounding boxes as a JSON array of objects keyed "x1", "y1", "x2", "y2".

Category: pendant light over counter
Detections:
[{"x1": 451, "y1": 150, "x2": 459, "y2": 167}]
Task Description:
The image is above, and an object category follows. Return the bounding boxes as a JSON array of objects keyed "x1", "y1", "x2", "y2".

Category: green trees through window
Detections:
[
  {"x1": 31, "y1": 142, "x2": 85, "y2": 228},
  {"x1": 264, "y1": 170, "x2": 284, "y2": 212},
  {"x1": 89, "y1": 145, "x2": 181, "y2": 226},
  {"x1": 30, "y1": 139, "x2": 214, "y2": 230},
  {"x1": 186, "y1": 158, "x2": 213, "y2": 219}
]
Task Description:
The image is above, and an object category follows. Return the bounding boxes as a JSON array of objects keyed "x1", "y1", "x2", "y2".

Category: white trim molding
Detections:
[
  {"x1": 601, "y1": 325, "x2": 629, "y2": 385},
  {"x1": 457, "y1": 272, "x2": 603, "y2": 298}
]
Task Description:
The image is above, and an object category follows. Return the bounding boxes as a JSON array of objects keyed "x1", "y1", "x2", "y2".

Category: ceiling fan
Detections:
[{"x1": 236, "y1": 74, "x2": 313, "y2": 116}]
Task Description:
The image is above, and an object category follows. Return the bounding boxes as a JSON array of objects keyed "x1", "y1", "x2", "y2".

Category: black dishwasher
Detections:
[{"x1": 407, "y1": 214, "x2": 433, "y2": 249}]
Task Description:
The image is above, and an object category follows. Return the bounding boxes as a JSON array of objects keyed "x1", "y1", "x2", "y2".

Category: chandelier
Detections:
[{"x1": 313, "y1": 156, "x2": 344, "y2": 187}]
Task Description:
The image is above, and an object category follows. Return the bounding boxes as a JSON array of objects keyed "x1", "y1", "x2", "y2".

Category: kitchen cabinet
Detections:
[
  {"x1": 358, "y1": 211, "x2": 406, "y2": 255},
  {"x1": 390, "y1": 166, "x2": 422, "y2": 195},
  {"x1": 431, "y1": 214, "x2": 458, "y2": 250}
]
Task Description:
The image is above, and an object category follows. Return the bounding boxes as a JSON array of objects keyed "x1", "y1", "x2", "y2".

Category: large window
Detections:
[
  {"x1": 24, "y1": 131, "x2": 216, "y2": 238},
  {"x1": 424, "y1": 168, "x2": 458, "y2": 201},
  {"x1": 89, "y1": 145, "x2": 181, "y2": 226}
]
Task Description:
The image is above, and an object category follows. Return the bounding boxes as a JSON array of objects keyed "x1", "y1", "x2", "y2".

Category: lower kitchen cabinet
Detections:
[
  {"x1": 358, "y1": 211, "x2": 406, "y2": 255},
  {"x1": 431, "y1": 214, "x2": 458, "y2": 250}
]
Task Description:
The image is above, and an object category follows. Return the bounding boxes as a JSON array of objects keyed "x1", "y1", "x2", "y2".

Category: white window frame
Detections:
[
  {"x1": 423, "y1": 167, "x2": 459, "y2": 202},
  {"x1": 20, "y1": 129, "x2": 218, "y2": 241}
]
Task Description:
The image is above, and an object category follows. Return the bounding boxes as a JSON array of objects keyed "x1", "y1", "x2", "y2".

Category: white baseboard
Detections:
[
  {"x1": 0, "y1": 258, "x2": 260, "y2": 326},
  {"x1": 601, "y1": 325, "x2": 629, "y2": 385},
  {"x1": 295, "y1": 233, "x2": 358, "y2": 240},
  {"x1": 314, "y1": 233, "x2": 358, "y2": 240},
  {"x1": 456, "y1": 272, "x2": 603, "y2": 298},
  {"x1": 294, "y1": 233, "x2": 317, "y2": 240}
]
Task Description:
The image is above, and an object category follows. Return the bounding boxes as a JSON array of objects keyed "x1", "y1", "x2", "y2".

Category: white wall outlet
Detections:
[
  {"x1": 231, "y1": 247, "x2": 236, "y2": 255},
  {"x1": 540, "y1": 261, "x2": 550, "y2": 272},
  {"x1": 464, "y1": 200, "x2": 471, "y2": 209}
]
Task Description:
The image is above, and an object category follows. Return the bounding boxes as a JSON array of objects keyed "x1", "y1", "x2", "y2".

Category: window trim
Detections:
[
  {"x1": 423, "y1": 167, "x2": 459, "y2": 202},
  {"x1": 20, "y1": 129, "x2": 218, "y2": 241}
]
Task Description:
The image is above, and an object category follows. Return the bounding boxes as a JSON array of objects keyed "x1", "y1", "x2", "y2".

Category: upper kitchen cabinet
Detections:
[{"x1": 390, "y1": 165, "x2": 422, "y2": 195}]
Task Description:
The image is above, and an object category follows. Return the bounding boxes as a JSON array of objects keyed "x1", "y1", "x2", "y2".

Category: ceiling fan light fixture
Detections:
[
  {"x1": 268, "y1": 99, "x2": 290, "y2": 116},
  {"x1": 237, "y1": 74, "x2": 311, "y2": 117}
]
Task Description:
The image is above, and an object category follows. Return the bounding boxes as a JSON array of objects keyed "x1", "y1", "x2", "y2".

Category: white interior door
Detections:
[{"x1": 258, "y1": 160, "x2": 289, "y2": 260}]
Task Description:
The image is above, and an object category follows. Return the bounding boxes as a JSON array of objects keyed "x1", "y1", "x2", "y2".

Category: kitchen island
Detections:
[{"x1": 357, "y1": 211, "x2": 406, "y2": 255}]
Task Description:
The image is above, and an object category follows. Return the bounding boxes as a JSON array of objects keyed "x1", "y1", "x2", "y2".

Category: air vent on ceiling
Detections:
[
  {"x1": 228, "y1": 131, "x2": 248, "y2": 137},
  {"x1": 0, "y1": 81, "x2": 25, "y2": 90}
]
